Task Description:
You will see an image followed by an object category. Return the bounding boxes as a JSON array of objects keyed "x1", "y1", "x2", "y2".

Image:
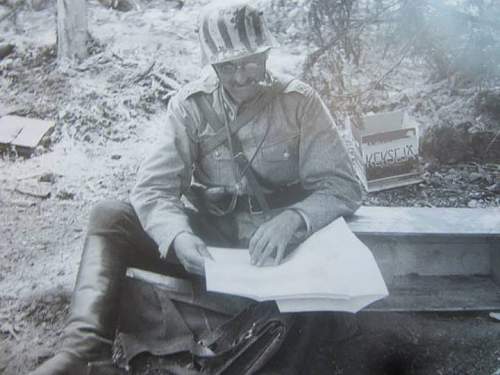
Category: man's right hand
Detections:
[{"x1": 173, "y1": 232, "x2": 212, "y2": 276}]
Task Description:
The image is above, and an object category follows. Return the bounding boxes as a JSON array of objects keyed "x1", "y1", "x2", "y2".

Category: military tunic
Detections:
[{"x1": 130, "y1": 70, "x2": 363, "y2": 257}]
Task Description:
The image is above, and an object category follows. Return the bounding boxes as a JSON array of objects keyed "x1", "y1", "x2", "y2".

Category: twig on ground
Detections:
[
  {"x1": 440, "y1": 188, "x2": 463, "y2": 194},
  {"x1": 112, "y1": 53, "x2": 124, "y2": 62},
  {"x1": 85, "y1": 182, "x2": 98, "y2": 194},
  {"x1": 0, "y1": 4, "x2": 22, "y2": 24},
  {"x1": 133, "y1": 62, "x2": 156, "y2": 84},
  {"x1": 164, "y1": 30, "x2": 189, "y2": 40},
  {"x1": 483, "y1": 130, "x2": 500, "y2": 159},
  {"x1": 16, "y1": 173, "x2": 44, "y2": 181},
  {"x1": 14, "y1": 183, "x2": 51, "y2": 199},
  {"x1": 153, "y1": 73, "x2": 181, "y2": 90},
  {"x1": 0, "y1": 322, "x2": 20, "y2": 341}
]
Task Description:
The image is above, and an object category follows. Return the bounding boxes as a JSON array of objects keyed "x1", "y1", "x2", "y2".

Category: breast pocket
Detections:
[
  {"x1": 198, "y1": 142, "x2": 236, "y2": 185},
  {"x1": 259, "y1": 135, "x2": 300, "y2": 182}
]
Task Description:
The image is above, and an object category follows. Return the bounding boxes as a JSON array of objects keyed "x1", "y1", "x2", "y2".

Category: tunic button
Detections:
[{"x1": 283, "y1": 151, "x2": 290, "y2": 159}]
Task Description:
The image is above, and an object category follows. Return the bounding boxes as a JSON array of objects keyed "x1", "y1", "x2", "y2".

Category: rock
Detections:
[
  {"x1": 428, "y1": 175, "x2": 442, "y2": 187},
  {"x1": 0, "y1": 43, "x2": 14, "y2": 60},
  {"x1": 56, "y1": 190, "x2": 75, "y2": 200},
  {"x1": 444, "y1": 173, "x2": 456, "y2": 182},
  {"x1": 421, "y1": 122, "x2": 500, "y2": 163},
  {"x1": 421, "y1": 123, "x2": 473, "y2": 164},
  {"x1": 487, "y1": 182, "x2": 500, "y2": 194},
  {"x1": 470, "y1": 131, "x2": 500, "y2": 162},
  {"x1": 424, "y1": 161, "x2": 439, "y2": 173},
  {"x1": 39, "y1": 172, "x2": 59, "y2": 183},
  {"x1": 469, "y1": 191, "x2": 483, "y2": 199},
  {"x1": 467, "y1": 199, "x2": 479, "y2": 208},
  {"x1": 111, "y1": 154, "x2": 121, "y2": 160},
  {"x1": 489, "y1": 312, "x2": 500, "y2": 322},
  {"x1": 486, "y1": 174, "x2": 496, "y2": 185},
  {"x1": 468, "y1": 172, "x2": 483, "y2": 183},
  {"x1": 476, "y1": 89, "x2": 500, "y2": 120},
  {"x1": 467, "y1": 200, "x2": 479, "y2": 208}
]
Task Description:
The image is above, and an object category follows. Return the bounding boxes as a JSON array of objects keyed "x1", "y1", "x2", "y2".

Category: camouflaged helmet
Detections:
[{"x1": 198, "y1": 2, "x2": 277, "y2": 66}]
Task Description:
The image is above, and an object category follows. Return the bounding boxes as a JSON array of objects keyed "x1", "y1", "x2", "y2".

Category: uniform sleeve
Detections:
[
  {"x1": 129, "y1": 95, "x2": 198, "y2": 257},
  {"x1": 289, "y1": 88, "x2": 364, "y2": 233}
]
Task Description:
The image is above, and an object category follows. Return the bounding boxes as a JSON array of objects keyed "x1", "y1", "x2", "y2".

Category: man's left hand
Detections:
[{"x1": 249, "y1": 210, "x2": 304, "y2": 266}]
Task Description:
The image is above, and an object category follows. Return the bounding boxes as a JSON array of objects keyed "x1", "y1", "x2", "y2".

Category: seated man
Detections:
[{"x1": 30, "y1": 2, "x2": 362, "y2": 375}]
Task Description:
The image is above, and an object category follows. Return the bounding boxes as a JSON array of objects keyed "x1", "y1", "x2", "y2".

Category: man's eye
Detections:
[
  {"x1": 218, "y1": 60, "x2": 261, "y2": 75},
  {"x1": 221, "y1": 64, "x2": 237, "y2": 74},
  {"x1": 244, "y1": 62, "x2": 259, "y2": 71}
]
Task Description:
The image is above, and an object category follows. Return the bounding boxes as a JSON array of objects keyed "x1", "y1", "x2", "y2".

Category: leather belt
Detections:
[{"x1": 232, "y1": 184, "x2": 310, "y2": 214}]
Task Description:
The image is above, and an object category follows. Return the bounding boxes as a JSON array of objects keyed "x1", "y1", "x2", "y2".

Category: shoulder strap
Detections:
[
  {"x1": 232, "y1": 139, "x2": 270, "y2": 212},
  {"x1": 194, "y1": 87, "x2": 286, "y2": 213},
  {"x1": 195, "y1": 88, "x2": 278, "y2": 156}
]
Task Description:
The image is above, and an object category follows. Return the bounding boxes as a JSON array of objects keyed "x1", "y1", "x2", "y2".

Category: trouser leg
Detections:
[{"x1": 29, "y1": 200, "x2": 165, "y2": 375}]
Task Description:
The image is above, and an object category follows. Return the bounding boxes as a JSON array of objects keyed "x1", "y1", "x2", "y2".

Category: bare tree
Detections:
[{"x1": 57, "y1": 0, "x2": 88, "y2": 67}]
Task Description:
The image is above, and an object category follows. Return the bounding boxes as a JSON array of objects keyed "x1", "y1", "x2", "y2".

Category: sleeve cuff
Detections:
[
  {"x1": 157, "y1": 228, "x2": 193, "y2": 259},
  {"x1": 286, "y1": 207, "x2": 312, "y2": 236}
]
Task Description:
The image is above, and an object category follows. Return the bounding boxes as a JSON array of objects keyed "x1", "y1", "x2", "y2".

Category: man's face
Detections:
[{"x1": 213, "y1": 52, "x2": 267, "y2": 105}]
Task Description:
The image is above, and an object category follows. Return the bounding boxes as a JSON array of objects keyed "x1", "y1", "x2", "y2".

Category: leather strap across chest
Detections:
[
  {"x1": 195, "y1": 87, "x2": 280, "y2": 157},
  {"x1": 193, "y1": 87, "x2": 284, "y2": 213}
]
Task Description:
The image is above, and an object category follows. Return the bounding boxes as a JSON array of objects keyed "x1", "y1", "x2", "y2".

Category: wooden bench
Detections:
[
  {"x1": 127, "y1": 206, "x2": 500, "y2": 312},
  {"x1": 348, "y1": 206, "x2": 500, "y2": 311}
]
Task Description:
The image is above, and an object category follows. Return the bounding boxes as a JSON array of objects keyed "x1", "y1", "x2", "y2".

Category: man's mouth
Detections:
[{"x1": 233, "y1": 80, "x2": 258, "y2": 89}]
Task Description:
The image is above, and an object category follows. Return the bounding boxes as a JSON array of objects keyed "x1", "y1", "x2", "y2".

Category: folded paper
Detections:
[{"x1": 205, "y1": 217, "x2": 389, "y2": 313}]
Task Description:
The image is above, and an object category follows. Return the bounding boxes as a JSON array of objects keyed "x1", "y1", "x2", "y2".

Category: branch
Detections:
[
  {"x1": 152, "y1": 73, "x2": 181, "y2": 91},
  {"x1": 133, "y1": 61, "x2": 156, "y2": 84},
  {"x1": 361, "y1": 36, "x2": 415, "y2": 96},
  {"x1": 0, "y1": 2, "x2": 22, "y2": 23}
]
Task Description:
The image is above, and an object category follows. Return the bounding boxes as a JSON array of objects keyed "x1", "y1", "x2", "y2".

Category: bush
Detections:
[{"x1": 390, "y1": 0, "x2": 500, "y2": 86}]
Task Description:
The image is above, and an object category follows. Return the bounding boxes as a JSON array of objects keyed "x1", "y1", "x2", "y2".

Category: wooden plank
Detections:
[
  {"x1": 367, "y1": 174, "x2": 422, "y2": 192},
  {"x1": 366, "y1": 275, "x2": 500, "y2": 311},
  {"x1": 348, "y1": 206, "x2": 500, "y2": 237},
  {"x1": 360, "y1": 236, "x2": 494, "y2": 279},
  {"x1": 0, "y1": 116, "x2": 55, "y2": 149},
  {"x1": 10, "y1": 116, "x2": 55, "y2": 148},
  {"x1": 126, "y1": 268, "x2": 193, "y2": 294},
  {"x1": 491, "y1": 243, "x2": 500, "y2": 285},
  {"x1": 0, "y1": 115, "x2": 23, "y2": 143}
]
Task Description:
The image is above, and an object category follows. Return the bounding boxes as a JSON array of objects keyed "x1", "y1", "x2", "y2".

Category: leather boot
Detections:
[{"x1": 29, "y1": 234, "x2": 127, "y2": 375}]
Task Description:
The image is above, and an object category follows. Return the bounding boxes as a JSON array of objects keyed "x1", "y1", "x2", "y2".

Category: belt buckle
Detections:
[{"x1": 248, "y1": 195, "x2": 263, "y2": 215}]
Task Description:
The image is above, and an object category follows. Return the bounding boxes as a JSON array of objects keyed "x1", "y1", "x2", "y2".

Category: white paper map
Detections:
[{"x1": 205, "y1": 217, "x2": 389, "y2": 313}]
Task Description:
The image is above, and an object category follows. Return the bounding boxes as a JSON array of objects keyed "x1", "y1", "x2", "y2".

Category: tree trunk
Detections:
[{"x1": 57, "y1": 0, "x2": 88, "y2": 67}]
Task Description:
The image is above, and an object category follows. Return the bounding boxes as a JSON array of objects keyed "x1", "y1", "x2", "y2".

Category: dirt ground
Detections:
[
  {"x1": 310, "y1": 311, "x2": 500, "y2": 375},
  {"x1": 1, "y1": 0, "x2": 499, "y2": 374}
]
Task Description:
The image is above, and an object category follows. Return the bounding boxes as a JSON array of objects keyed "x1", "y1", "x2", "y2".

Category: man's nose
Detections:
[{"x1": 233, "y1": 68, "x2": 251, "y2": 85}]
